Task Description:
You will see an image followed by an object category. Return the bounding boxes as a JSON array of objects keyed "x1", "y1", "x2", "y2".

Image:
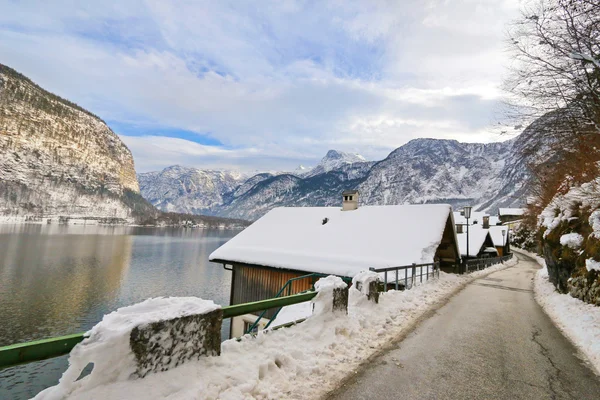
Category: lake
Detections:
[{"x1": 0, "y1": 224, "x2": 238, "y2": 400}]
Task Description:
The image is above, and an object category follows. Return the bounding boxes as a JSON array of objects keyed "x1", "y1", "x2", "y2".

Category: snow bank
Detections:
[
  {"x1": 560, "y1": 233, "x2": 584, "y2": 249},
  {"x1": 528, "y1": 252, "x2": 600, "y2": 374},
  {"x1": 37, "y1": 262, "x2": 515, "y2": 400},
  {"x1": 35, "y1": 297, "x2": 220, "y2": 400}
]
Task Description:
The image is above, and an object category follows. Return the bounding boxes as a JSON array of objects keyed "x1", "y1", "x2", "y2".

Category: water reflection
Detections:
[{"x1": 0, "y1": 225, "x2": 237, "y2": 399}]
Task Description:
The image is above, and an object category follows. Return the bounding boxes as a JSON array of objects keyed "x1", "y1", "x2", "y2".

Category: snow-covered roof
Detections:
[
  {"x1": 498, "y1": 208, "x2": 525, "y2": 216},
  {"x1": 210, "y1": 204, "x2": 455, "y2": 277},
  {"x1": 456, "y1": 225, "x2": 494, "y2": 257},
  {"x1": 453, "y1": 211, "x2": 490, "y2": 226},
  {"x1": 488, "y1": 225, "x2": 509, "y2": 247}
]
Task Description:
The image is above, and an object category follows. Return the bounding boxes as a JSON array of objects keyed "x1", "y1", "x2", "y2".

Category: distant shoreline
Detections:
[{"x1": 0, "y1": 215, "x2": 247, "y2": 229}]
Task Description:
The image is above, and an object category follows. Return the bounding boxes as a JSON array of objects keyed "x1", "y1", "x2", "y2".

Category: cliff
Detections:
[{"x1": 0, "y1": 63, "x2": 140, "y2": 220}]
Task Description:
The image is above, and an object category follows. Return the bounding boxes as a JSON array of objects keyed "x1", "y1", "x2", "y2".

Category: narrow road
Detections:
[{"x1": 328, "y1": 253, "x2": 600, "y2": 400}]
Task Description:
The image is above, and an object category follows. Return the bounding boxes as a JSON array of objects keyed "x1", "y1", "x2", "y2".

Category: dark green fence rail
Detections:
[{"x1": 0, "y1": 291, "x2": 317, "y2": 370}]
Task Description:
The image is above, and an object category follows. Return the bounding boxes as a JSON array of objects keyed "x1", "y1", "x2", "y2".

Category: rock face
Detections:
[
  {"x1": 137, "y1": 166, "x2": 246, "y2": 215},
  {"x1": 0, "y1": 64, "x2": 140, "y2": 220},
  {"x1": 303, "y1": 150, "x2": 367, "y2": 178},
  {"x1": 568, "y1": 274, "x2": 600, "y2": 306}
]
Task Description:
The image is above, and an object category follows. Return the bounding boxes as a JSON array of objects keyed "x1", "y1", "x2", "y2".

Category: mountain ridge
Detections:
[{"x1": 139, "y1": 135, "x2": 526, "y2": 221}]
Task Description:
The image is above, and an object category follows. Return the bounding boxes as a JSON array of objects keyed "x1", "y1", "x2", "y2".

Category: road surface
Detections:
[{"x1": 328, "y1": 252, "x2": 600, "y2": 400}]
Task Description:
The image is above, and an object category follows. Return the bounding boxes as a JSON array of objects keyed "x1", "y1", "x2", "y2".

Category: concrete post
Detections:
[
  {"x1": 130, "y1": 308, "x2": 223, "y2": 378},
  {"x1": 314, "y1": 276, "x2": 349, "y2": 315},
  {"x1": 332, "y1": 286, "x2": 349, "y2": 314},
  {"x1": 354, "y1": 270, "x2": 381, "y2": 304}
]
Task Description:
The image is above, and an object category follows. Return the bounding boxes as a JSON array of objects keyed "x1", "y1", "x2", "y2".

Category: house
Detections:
[
  {"x1": 488, "y1": 225, "x2": 510, "y2": 256},
  {"x1": 453, "y1": 211, "x2": 500, "y2": 228},
  {"x1": 209, "y1": 192, "x2": 461, "y2": 337},
  {"x1": 456, "y1": 224, "x2": 498, "y2": 259},
  {"x1": 498, "y1": 208, "x2": 526, "y2": 224}
]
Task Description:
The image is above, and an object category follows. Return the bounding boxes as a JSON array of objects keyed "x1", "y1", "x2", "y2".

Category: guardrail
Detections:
[
  {"x1": 244, "y1": 272, "x2": 351, "y2": 334},
  {"x1": 0, "y1": 291, "x2": 317, "y2": 370},
  {"x1": 370, "y1": 262, "x2": 440, "y2": 291},
  {"x1": 465, "y1": 254, "x2": 513, "y2": 273}
]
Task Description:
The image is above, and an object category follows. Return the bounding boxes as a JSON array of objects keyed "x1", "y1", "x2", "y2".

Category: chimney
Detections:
[
  {"x1": 483, "y1": 216, "x2": 490, "y2": 229},
  {"x1": 456, "y1": 224, "x2": 463, "y2": 234},
  {"x1": 342, "y1": 190, "x2": 358, "y2": 211}
]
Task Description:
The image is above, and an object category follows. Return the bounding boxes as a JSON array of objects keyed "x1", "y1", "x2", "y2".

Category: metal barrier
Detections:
[
  {"x1": 244, "y1": 272, "x2": 352, "y2": 334},
  {"x1": 370, "y1": 262, "x2": 440, "y2": 291},
  {"x1": 0, "y1": 291, "x2": 317, "y2": 370},
  {"x1": 465, "y1": 254, "x2": 513, "y2": 273}
]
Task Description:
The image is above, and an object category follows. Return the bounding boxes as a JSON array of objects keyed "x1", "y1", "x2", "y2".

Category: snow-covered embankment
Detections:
[
  {"x1": 520, "y1": 249, "x2": 600, "y2": 374},
  {"x1": 36, "y1": 261, "x2": 516, "y2": 400}
]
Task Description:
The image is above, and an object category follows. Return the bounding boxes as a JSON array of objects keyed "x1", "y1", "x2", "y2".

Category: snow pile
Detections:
[
  {"x1": 586, "y1": 259, "x2": 600, "y2": 272},
  {"x1": 35, "y1": 297, "x2": 220, "y2": 400},
  {"x1": 560, "y1": 233, "x2": 584, "y2": 249},
  {"x1": 36, "y1": 262, "x2": 515, "y2": 400},
  {"x1": 532, "y1": 258, "x2": 600, "y2": 374},
  {"x1": 270, "y1": 302, "x2": 313, "y2": 328}
]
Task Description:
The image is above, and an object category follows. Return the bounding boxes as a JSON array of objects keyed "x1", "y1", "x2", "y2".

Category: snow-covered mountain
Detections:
[
  {"x1": 139, "y1": 111, "x2": 570, "y2": 221},
  {"x1": 137, "y1": 166, "x2": 247, "y2": 215},
  {"x1": 0, "y1": 63, "x2": 140, "y2": 220},
  {"x1": 303, "y1": 150, "x2": 366, "y2": 178},
  {"x1": 138, "y1": 140, "x2": 523, "y2": 221}
]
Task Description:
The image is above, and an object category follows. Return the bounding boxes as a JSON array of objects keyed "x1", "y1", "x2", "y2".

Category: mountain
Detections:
[
  {"x1": 303, "y1": 150, "x2": 366, "y2": 178},
  {"x1": 0, "y1": 63, "x2": 140, "y2": 221},
  {"x1": 139, "y1": 113, "x2": 570, "y2": 222},
  {"x1": 358, "y1": 139, "x2": 512, "y2": 207},
  {"x1": 137, "y1": 166, "x2": 247, "y2": 215}
]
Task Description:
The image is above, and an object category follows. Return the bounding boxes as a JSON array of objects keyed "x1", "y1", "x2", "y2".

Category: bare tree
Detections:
[
  {"x1": 504, "y1": 0, "x2": 600, "y2": 211},
  {"x1": 505, "y1": 0, "x2": 600, "y2": 131}
]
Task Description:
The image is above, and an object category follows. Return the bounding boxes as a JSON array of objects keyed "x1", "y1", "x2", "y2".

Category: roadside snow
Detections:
[
  {"x1": 522, "y1": 249, "x2": 600, "y2": 374},
  {"x1": 35, "y1": 261, "x2": 516, "y2": 400},
  {"x1": 35, "y1": 298, "x2": 220, "y2": 400},
  {"x1": 560, "y1": 233, "x2": 584, "y2": 249}
]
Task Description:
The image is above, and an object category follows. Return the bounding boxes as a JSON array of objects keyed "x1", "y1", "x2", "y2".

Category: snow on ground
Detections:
[
  {"x1": 36, "y1": 298, "x2": 221, "y2": 400},
  {"x1": 34, "y1": 261, "x2": 516, "y2": 400},
  {"x1": 519, "y1": 249, "x2": 600, "y2": 374}
]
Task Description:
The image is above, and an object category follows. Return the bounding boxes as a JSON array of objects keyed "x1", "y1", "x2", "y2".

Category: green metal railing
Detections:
[
  {"x1": 0, "y1": 291, "x2": 318, "y2": 370},
  {"x1": 244, "y1": 272, "x2": 351, "y2": 334}
]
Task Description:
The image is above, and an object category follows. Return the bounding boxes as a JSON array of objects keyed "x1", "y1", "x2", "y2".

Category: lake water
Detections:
[{"x1": 0, "y1": 224, "x2": 238, "y2": 400}]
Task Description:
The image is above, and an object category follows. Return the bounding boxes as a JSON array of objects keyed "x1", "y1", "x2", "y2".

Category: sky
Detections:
[{"x1": 0, "y1": 0, "x2": 523, "y2": 173}]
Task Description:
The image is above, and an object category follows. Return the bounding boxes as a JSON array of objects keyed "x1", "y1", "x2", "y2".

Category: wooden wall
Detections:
[{"x1": 231, "y1": 264, "x2": 314, "y2": 319}]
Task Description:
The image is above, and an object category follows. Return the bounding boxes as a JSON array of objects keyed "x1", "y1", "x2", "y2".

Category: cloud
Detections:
[{"x1": 0, "y1": 0, "x2": 521, "y2": 172}]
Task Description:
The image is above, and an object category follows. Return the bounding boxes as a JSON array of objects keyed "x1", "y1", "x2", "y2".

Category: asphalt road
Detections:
[{"x1": 328, "y1": 252, "x2": 600, "y2": 400}]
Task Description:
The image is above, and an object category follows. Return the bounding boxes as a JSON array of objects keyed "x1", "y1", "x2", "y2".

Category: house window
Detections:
[
  {"x1": 344, "y1": 196, "x2": 348, "y2": 201},
  {"x1": 348, "y1": 196, "x2": 353, "y2": 201}
]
